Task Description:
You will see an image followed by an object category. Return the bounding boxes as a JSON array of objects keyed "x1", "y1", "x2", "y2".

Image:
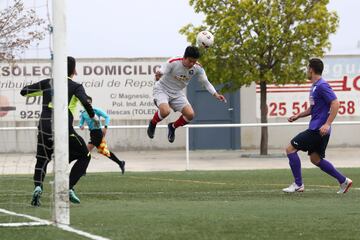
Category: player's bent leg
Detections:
[
  {"x1": 82, "y1": 143, "x2": 95, "y2": 176},
  {"x1": 69, "y1": 152, "x2": 91, "y2": 190},
  {"x1": 312, "y1": 153, "x2": 351, "y2": 193},
  {"x1": 119, "y1": 160, "x2": 125, "y2": 174},
  {"x1": 181, "y1": 105, "x2": 194, "y2": 122},
  {"x1": 158, "y1": 104, "x2": 171, "y2": 119},
  {"x1": 69, "y1": 131, "x2": 91, "y2": 203},
  {"x1": 284, "y1": 142, "x2": 303, "y2": 193},
  {"x1": 33, "y1": 156, "x2": 50, "y2": 189},
  {"x1": 309, "y1": 153, "x2": 321, "y2": 166},
  {"x1": 108, "y1": 151, "x2": 125, "y2": 174},
  {"x1": 147, "y1": 104, "x2": 170, "y2": 139},
  {"x1": 34, "y1": 130, "x2": 53, "y2": 190},
  {"x1": 31, "y1": 156, "x2": 50, "y2": 206},
  {"x1": 286, "y1": 144, "x2": 297, "y2": 155},
  {"x1": 69, "y1": 156, "x2": 90, "y2": 204},
  {"x1": 167, "y1": 105, "x2": 193, "y2": 143}
]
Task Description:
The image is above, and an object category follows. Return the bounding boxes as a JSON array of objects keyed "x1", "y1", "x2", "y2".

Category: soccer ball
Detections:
[{"x1": 196, "y1": 31, "x2": 214, "y2": 48}]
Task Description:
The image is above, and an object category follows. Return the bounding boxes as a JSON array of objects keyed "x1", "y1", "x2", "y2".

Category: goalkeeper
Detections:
[
  {"x1": 79, "y1": 96, "x2": 125, "y2": 174},
  {"x1": 21, "y1": 56, "x2": 96, "y2": 206}
]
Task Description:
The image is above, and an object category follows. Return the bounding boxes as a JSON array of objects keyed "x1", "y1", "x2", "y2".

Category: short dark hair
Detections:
[
  {"x1": 309, "y1": 58, "x2": 323, "y2": 75},
  {"x1": 184, "y1": 46, "x2": 201, "y2": 59},
  {"x1": 67, "y1": 56, "x2": 76, "y2": 77}
]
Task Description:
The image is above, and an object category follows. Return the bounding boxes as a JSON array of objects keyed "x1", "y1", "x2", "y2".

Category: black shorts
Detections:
[
  {"x1": 290, "y1": 129, "x2": 330, "y2": 158},
  {"x1": 89, "y1": 129, "x2": 103, "y2": 147},
  {"x1": 69, "y1": 129, "x2": 90, "y2": 162}
]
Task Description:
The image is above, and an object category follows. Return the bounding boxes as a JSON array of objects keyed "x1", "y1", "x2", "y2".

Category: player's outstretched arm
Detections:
[
  {"x1": 155, "y1": 60, "x2": 173, "y2": 81},
  {"x1": 79, "y1": 113, "x2": 85, "y2": 130},
  {"x1": 319, "y1": 99, "x2": 339, "y2": 136},
  {"x1": 74, "y1": 85, "x2": 95, "y2": 118},
  {"x1": 213, "y1": 92, "x2": 227, "y2": 103},
  {"x1": 288, "y1": 107, "x2": 311, "y2": 122},
  {"x1": 20, "y1": 79, "x2": 49, "y2": 97},
  {"x1": 95, "y1": 108, "x2": 110, "y2": 136},
  {"x1": 197, "y1": 70, "x2": 227, "y2": 103},
  {"x1": 96, "y1": 108, "x2": 110, "y2": 126}
]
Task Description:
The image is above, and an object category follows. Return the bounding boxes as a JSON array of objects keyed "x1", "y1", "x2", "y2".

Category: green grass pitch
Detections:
[{"x1": 1, "y1": 168, "x2": 359, "y2": 240}]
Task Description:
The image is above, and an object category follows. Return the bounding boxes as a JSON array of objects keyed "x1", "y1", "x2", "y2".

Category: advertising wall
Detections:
[
  {"x1": 0, "y1": 57, "x2": 186, "y2": 153},
  {"x1": 256, "y1": 55, "x2": 360, "y2": 119},
  {"x1": 0, "y1": 58, "x2": 166, "y2": 121}
]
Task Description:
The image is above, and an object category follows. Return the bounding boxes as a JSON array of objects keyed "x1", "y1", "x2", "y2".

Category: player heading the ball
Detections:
[{"x1": 147, "y1": 46, "x2": 226, "y2": 143}]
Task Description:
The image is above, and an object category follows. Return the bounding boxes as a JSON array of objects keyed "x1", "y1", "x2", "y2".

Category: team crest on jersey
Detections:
[
  {"x1": 309, "y1": 86, "x2": 316, "y2": 105},
  {"x1": 309, "y1": 95, "x2": 314, "y2": 105},
  {"x1": 175, "y1": 74, "x2": 189, "y2": 81}
]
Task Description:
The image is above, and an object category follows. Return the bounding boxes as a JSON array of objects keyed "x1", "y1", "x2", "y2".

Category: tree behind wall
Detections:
[
  {"x1": 0, "y1": 0, "x2": 45, "y2": 62},
  {"x1": 181, "y1": 0, "x2": 338, "y2": 155}
]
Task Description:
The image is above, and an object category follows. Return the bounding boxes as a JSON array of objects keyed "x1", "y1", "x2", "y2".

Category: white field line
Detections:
[
  {"x1": 57, "y1": 224, "x2": 110, "y2": 240},
  {"x1": 128, "y1": 176, "x2": 347, "y2": 189},
  {"x1": 0, "y1": 208, "x2": 110, "y2": 240},
  {"x1": 0, "y1": 208, "x2": 51, "y2": 227},
  {"x1": 1, "y1": 177, "x2": 358, "y2": 198}
]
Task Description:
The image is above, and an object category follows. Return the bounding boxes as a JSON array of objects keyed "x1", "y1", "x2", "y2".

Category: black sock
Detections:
[{"x1": 108, "y1": 151, "x2": 122, "y2": 166}]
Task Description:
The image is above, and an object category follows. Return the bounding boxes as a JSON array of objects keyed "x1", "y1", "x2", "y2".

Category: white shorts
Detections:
[{"x1": 153, "y1": 83, "x2": 190, "y2": 112}]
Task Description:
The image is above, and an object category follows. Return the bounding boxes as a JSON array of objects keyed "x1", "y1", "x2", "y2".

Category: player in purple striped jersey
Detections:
[
  {"x1": 283, "y1": 58, "x2": 352, "y2": 194},
  {"x1": 147, "y1": 46, "x2": 227, "y2": 143}
]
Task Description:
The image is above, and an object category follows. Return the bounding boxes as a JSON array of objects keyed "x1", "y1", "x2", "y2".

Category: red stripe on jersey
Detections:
[{"x1": 169, "y1": 58, "x2": 183, "y2": 63}]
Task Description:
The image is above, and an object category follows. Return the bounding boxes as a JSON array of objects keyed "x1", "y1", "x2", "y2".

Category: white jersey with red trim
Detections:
[{"x1": 156, "y1": 57, "x2": 216, "y2": 97}]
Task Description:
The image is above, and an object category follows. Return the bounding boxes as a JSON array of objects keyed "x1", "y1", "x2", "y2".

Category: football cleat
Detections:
[
  {"x1": 167, "y1": 123, "x2": 176, "y2": 143},
  {"x1": 119, "y1": 160, "x2": 126, "y2": 175},
  {"x1": 31, "y1": 186, "x2": 42, "y2": 207},
  {"x1": 147, "y1": 121, "x2": 156, "y2": 139},
  {"x1": 337, "y1": 178, "x2": 352, "y2": 194},
  {"x1": 69, "y1": 189, "x2": 80, "y2": 204},
  {"x1": 282, "y1": 183, "x2": 304, "y2": 193}
]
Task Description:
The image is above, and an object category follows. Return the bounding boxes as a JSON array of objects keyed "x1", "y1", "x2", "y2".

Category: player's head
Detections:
[
  {"x1": 183, "y1": 46, "x2": 200, "y2": 69},
  {"x1": 307, "y1": 58, "x2": 323, "y2": 80},
  {"x1": 67, "y1": 56, "x2": 77, "y2": 77},
  {"x1": 184, "y1": 46, "x2": 201, "y2": 59}
]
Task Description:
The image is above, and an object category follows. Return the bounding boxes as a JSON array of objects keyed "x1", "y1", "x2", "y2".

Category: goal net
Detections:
[{"x1": 0, "y1": 0, "x2": 68, "y2": 227}]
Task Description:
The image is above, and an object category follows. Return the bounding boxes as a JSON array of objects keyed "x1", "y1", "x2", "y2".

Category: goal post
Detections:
[
  {"x1": 52, "y1": 0, "x2": 69, "y2": 226},
  {"x1": 0, "y1": 0, "x2": 70, "y2": 228}
]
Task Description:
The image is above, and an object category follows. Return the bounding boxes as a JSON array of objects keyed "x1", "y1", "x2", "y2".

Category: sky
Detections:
[{"x1": 6, "y1": 0, "x2": 360, "y2": 58}]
